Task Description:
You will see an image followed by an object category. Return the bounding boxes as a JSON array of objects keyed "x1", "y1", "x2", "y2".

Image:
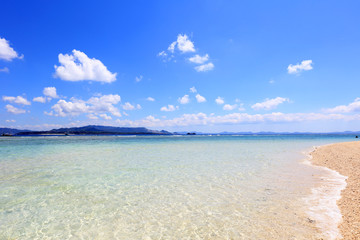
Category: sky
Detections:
[{"x1": 1, "y1": 0, "x2": 360, "y2": 132}]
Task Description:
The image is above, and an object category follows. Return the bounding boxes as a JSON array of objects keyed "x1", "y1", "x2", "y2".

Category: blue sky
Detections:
[{"x1": 1, "y1": 0, "x2": 360, "y2": 132}]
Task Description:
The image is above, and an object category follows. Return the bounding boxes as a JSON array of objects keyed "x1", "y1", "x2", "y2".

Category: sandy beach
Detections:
[{"x1": 311, "y1": 141, "x2": 360, "y2": 239}]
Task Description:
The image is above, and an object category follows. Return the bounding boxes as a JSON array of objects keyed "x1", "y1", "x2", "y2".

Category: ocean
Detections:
[{"x1": 0, "y1": 135, "x2": 353, "y2": 239}]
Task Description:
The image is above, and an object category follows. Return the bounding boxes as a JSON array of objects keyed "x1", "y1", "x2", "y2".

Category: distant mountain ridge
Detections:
[
  {"x1": 1, "y1": 125, "x2": 172, "y2": 136},
  {"x1": 0, "y1": 128, "x2": 30, "y2": 135},
  {"x1": 2, "y1": 125, "x2": 360, "y2": 136}
]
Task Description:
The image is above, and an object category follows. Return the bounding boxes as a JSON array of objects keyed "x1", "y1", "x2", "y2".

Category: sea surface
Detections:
[{"x1": 0, "y1": 135, "x2": 354, "y2": 239}]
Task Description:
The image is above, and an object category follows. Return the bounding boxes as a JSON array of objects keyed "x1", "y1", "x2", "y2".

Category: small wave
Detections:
[{"x1": 303, "y1": 150, "x2": 347, "y2": 240}]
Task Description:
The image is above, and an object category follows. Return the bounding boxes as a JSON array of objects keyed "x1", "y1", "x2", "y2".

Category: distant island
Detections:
[
  {"x1": 1, "y1": 125, "x2": 360, "y2": 136},
  {"x1": 0, "y1": 125, "x2": 172, "y2": 136}
]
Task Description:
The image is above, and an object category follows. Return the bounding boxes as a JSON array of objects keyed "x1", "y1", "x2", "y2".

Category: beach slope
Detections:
[{"x1": 311, "y1": 141, "x2": 360, "y2": 239}]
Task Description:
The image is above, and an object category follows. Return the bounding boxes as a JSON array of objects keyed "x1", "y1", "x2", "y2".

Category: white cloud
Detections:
[
  {"x1": 87, "y1": 114, "x2": 98, "y2": 120},
  {"x1": 122, "y1": 102, "x2": 135, "y2": 110},
  {"x1": 3, "y1": 96, "x2": 31, "y2": 105},
  {"x1": 87, "y1": 94, "x2": 122, "y2": 116},
  {"x1": 168, "y1": 41, "x2": 176, "y2": 53},
  {"x1": 252, "y1": 97, "x2": 289, "y2": 111},
  {"x1": 136, "y1": 104, "x2": 142, "y2": 110},
  {"x1": 113, "y1": 112, "x2": 356, "y2": 128},
  {"x1": 135, "y1": 75, "x2": 143, "y2": 82},
  {"x1": 146, "y1": 97, "x2": 155, "y2": 102},
  {"x1": 5, "y1": 104, "x2": 26, "y2": 114},
  {"x1": 33, "y1": 96, "x2": 46, "y2": 103},
  {"x1": 0, "y1": 37, "x2": 23, "y2": 61},
  {"x1": 223, "y1": 104, "x2": 237, "y2": 111},
  {"x1": 51, "y1": 94, "x2": 122, "y2": 117},
  {"x1": 189, "y1": 54, "x2": 209, "y2": 64},
  {"x1": 215, "y1": 97, "x2": 224, "y2": 105},
  {"x1": 176, "y1": 34, "x2": 195, "y2": 53},
  {"x1": 178, "y1": 94, "x2": 190, "y2": 104},
  {"x1": 54, "y1": 49, "x2": 117, "y2": 83},
  {"x1": 160, "y1": 105, "x2": 178, "y2": 112},
  {"x1": 99, "y1": 113, "x2": 112, "y2": 120},
  {"x1": 44, "y1": 111, "x2": 54, "y2": 116},
  {"x1": 5, "y1": 119, "x2": 16, "y2": 123},
  {"x1": 164, "y1": 34, "x2": 195, "y2": 54},
  {"x1": 269, "y1": 79, "x2": 275, "y2": 84},
  {"x1": 287, "y1": 60, "x2": 313, "y2": 74},
  {"x1": 195, "y1": 62, "x2": 214, "y2": 72},
  {"x1": 190, "y1": 86, "x2": 197, "y2": 93},
  {"x1": 323, "y1": 98, "x2": 360, "y2": 113},
  {"x1": 195, "y1": 94, "x2": 206, "y2": 103},
  {"x1": 43, "y1": 87, "x2": 59, "y2": 99},
  {"x1": 0, "y1": 67, "x2": 9, "y2": 73},
  {"x1": 52, "y1": 99, "x2": 88, "y2": 117},
  {"x1": 158, "y1": 51, "x2": 167, "y2": 57}
]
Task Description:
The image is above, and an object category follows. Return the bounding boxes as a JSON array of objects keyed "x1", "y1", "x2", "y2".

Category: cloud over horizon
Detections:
[
  {"x1": 252, "y1": 97, "x2": 289, "y2": 111},
  {"x1": 51, "y1": 94, "x2": 122, "y2": 117},
  {"x1": 323, "y1": 98, "x2": 360, "y2": 113},
  {"x1": 3, "y1": 96, "x2": 31, "y2": 105},
  {"x1": 54, "y1": 50, "x2": 117, "y2": 83}
]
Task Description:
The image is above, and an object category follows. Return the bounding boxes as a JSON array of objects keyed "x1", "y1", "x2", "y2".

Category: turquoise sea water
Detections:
[{"x1": 0, "y1": 135, "x2": 354, "y2": 239}]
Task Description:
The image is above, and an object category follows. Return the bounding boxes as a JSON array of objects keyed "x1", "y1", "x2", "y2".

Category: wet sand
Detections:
[{"x1": 311, "y1": 141, "x2": 360, "y2": 239}]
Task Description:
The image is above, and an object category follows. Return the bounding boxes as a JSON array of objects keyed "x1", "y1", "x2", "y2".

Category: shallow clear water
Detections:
[{"x1": 0, "y1": 135, "x2": 354, "y2": 239}]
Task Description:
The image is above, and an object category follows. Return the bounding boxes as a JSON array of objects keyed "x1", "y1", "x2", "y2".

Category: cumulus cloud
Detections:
[
  {"x1": 5, "y1": 104, "x2": 26, "y2": 114},
  {"x1": 87, "y1": 114, "x2": 99, "y2": 120},
  {"x1": 251, "y1": 97, "x2": 289, "y2": 111},
  {"x1": 287, "y1": 60, "x2": 313, "y2": 74},
  {"x1": 158, "y1": 34, "x2": 215, "y2": 72},
  {"x1": 178, "y1": 94, "x2": 190, "y2": 104},
  {"x1": 135, "y1": 75, "x2": 143, "y2": 82},
  {"x1": 99, "y1": 113, "x2": 112, "y2": 120},
  {"x1": 190, "y1": 86, "x2": 197, "y2": 93},
  {"x1": 6, "y1": 119, "x2": 16, "y2": 123},
  {"x1": 51, "y1": 94, "x2": 122, "y2": 117},
  {"x1": 43, "y1": 87, "x2": 59, "y2": 99},
  {"x1": 146, "y1": 97, "x2": 155, "y2": 102},
  {"x1": 114, "y1": 112, "x2": 355, "y2": 128},
  {"x1": 33, "y1": 96, "x2": 46, "y2": 103},
  {"x1": 54, "y1": 49, "x2": 117, "y2": 83},
  {"x1": 223, "y1": 104, "x2": 237, "y2": 111},
  {"x1": 3, "y1": 96, "x2": 31, "y2": 105},
  {"x1": 160, "y1": 105, "x2": 178, "y2": 112},
  {"x1": 87, "y1": 94, "x2": 122, "y2": 116},
  {"x1": 168, "y1": 41, "x2": 177, "y2": 53},
  {"x1": 174, "y1": 34, "x2": 195, "y2": 53},
  {"x1": 122, "y1": 102, "x2": 135, "y2": 110},
  {"x1": 196, "y1": 94, "x2": 206, "y2": 103},
  {"x1": 52, "y1": 99, "x2": 88, "y2": 117},
  {"x1": 323, "y1": 98, "x2": 360, "y2": 113},
  {"x1": 189, "y1": 54, "x2": 209, "y2": 64},
  {"x1": 215, "y1": 97, "x2": 224, "y2": 105},
  {"x1": 0, "y1": 37, "x2": 23, "y2": 61},
  {"x1": 160, "y1": 34, "x2": 195, "y2": 57},
  {"x1": 195, "y1": 62, "x2": 214, "y2": 72}
]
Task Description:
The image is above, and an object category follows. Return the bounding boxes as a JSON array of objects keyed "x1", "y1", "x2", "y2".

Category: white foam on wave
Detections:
[{"x1": 302, "y1": 147, "x2": 347, "y2": 240}]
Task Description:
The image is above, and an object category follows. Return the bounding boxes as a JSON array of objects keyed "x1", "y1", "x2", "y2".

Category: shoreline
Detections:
[{"x1": 310, "y1": 141, "x2": 360, "y2": 239}]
